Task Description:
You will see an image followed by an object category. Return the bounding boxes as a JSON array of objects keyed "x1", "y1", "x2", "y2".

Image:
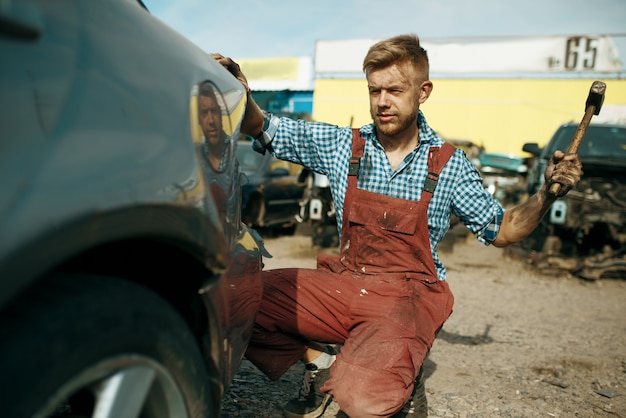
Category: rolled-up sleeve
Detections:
[
  {"x1": 451, "y1": 157, "x2": 505, "y2": 245},
  {"x1": 475, "y1": 206, "x2": 505, "y2": 245}
]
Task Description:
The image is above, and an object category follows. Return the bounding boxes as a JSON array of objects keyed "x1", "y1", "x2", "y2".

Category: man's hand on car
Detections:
[
  {"x1": 211, "y1": 53, "x2": 250, "y2": 94},
  {"x1": 211, "y1": 53, "x2": 265, "y2": 138}
]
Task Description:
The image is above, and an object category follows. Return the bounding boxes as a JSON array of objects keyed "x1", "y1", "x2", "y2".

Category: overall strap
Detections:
[
  {"x1": 421, "y1": 142, "x2": 456, "y2": 204},
  {"x1": 349, "y1": 128, "x2": 365, "y2": 176},
  {"x1": 348, "y1": 130, "x2": 456, "y2": 201},
  {"x1": 347, "y1": 128, "x2": 365, "y2": 190}
]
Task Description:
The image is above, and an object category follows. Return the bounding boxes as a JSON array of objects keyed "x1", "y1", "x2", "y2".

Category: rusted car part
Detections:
[{"x1": 527, "y1": 253, "x2": 626, "y2": 281}]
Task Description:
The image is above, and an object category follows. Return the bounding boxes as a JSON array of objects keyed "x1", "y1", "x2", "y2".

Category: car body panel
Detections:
[{"x1": 0, "y1": 0, "x2": 263, "y2": 411}]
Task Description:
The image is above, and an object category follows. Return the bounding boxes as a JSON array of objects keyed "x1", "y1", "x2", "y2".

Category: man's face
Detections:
[
  {"x1": 198, "y1": 94, "x2": 223, "y2": 146},
  {"x1": 367, "y1": 61, "x2": 431, "y2": 138}
]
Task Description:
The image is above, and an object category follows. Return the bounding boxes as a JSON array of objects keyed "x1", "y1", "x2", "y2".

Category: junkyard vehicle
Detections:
[
  {"x1": 0, "y1": 1, "x2": 264, "y2": 417},
  {"x1": 515, "y1": 121, "x2": 626, "y2": 279},
  {"x1": 476, "y1": 152, "x2": 529, "y2": 206},
  {"x1": 237, "y1": 138, "x2": 306, "y2": 235},
  {"x1": 297, "y1": 170, "x2": 339, "y2": 248}
]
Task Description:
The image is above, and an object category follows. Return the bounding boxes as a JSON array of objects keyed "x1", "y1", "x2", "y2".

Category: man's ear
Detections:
[{"x1": 418, "y1": 80, "x2": 433, "y2": 104}]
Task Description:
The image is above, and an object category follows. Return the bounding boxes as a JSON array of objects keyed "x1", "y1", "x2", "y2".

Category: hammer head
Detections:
[{"x1": 586, "y1": 80, "x2": 606, "y2": 115}]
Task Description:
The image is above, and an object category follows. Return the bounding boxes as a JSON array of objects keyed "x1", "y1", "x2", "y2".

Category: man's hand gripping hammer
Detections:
[{"x1": 549, "y1": 80, "x2": 606, "y2": 195}]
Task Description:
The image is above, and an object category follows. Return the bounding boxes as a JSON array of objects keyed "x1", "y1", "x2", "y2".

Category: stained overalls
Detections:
[{"x1": 245, "y1": 130, "x2": 456, "y2": 417}]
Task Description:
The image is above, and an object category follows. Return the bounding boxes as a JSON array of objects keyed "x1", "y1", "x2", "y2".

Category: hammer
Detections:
[{"x1": 548, "y1": 80, "x2": 606, "y2": 195}]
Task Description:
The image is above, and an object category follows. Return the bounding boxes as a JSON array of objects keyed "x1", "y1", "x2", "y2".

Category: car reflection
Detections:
[{"x1": 236, "y1": 139, "x2": 306, "y2": 235}]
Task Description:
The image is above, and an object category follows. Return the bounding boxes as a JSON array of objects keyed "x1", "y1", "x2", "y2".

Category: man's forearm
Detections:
[
  {"x1": 492, "y1": 150, "x2": 583, "y2": 247},
  {"x1": 209, "y1": 53, "x2": 265, "y2": 137},
  {"x1": 492, "y1": 184, "x2": 556, "y2": 248},
  {"x1": 241, "y1": 94, "x2": 265, "y2": 137}
]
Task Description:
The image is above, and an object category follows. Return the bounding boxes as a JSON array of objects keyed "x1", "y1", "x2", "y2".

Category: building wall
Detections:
[
  {"x1": 312, "y1": 78, "x2": 626, "y2": 155},
  {"x1": 252, "y1": 91, "x2": 313, "y2": 117}
]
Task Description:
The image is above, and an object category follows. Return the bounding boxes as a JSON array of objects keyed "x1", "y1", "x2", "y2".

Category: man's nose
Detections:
[{"x1": 377, "y1": 91, "x2": 390, "y2": 107}]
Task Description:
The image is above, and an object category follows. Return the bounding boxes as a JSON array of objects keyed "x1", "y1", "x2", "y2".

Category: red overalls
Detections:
[{"x1": 245, "y1": 130, "x2": 456, "y2": 417}]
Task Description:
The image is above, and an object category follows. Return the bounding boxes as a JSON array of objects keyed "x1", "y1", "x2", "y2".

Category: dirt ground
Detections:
[{"x1": 221, "y1": 230, "x2": 626, "y2": 417}]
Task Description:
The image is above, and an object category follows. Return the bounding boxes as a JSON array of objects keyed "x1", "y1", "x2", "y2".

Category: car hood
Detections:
[{"x1": 578, "y1": 157, "x2": 626, "y2": 176}]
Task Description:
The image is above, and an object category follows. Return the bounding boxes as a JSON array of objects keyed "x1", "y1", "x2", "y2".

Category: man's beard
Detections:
[{"x1": 373, "y1": 109, "x2": 419, "y2": 137}]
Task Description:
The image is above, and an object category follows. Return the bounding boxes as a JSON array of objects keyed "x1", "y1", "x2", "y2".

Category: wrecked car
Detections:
[
  {"x1": 514, "y1": 121, "x2": 626, "y2": 280},
  {"x1": 475, "y1": 152, "x2": 529, "y2": 206}
]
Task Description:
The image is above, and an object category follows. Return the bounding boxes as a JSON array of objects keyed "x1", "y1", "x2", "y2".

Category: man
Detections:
[
  {"x1": 213, "y1": 34, "x2": 582, "y2": 418},
  {"x1": 197, "y1": 81, "x2": 227, "y2": 171}
]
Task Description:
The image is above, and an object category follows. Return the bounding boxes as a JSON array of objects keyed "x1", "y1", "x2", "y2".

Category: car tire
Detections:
[{"x1": 0, "y1": 274, "x2": 215, "y2": 418}]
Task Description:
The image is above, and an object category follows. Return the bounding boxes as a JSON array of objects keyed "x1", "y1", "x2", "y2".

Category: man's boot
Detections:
[
  {"x1": 393, "y1": 367, "x2": 428, "y2": 417},
  {"x1": 284, "y1": 363, "x2": 332, "y2": 418}
]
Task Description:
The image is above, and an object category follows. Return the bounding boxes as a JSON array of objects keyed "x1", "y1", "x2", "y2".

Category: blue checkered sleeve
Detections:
[
  {"x1": 447, "y1": 155, "x2": 505, "y2": 245},
  {"x1": 268, "y1": 117, "x2": 354, "y2": 228}
]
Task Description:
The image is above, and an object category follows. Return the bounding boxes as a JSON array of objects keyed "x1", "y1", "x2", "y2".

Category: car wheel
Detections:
[{"x1": 0, "y1": 274, "x2": 215, "y2": 418}]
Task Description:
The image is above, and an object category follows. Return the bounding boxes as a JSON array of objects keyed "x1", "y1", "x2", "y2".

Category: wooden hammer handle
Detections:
[{"x1": 548, "y1": 105, "x2": 595, "y2": 195}]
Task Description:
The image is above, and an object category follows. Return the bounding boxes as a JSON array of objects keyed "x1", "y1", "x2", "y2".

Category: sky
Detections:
[{"x1": 144, "y1": 0, "x2": 626, "y2": 66}]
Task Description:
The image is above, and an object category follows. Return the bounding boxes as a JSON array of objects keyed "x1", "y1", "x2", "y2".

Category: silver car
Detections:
[{"x1": 0, "y1": 1, "x2": 264, "y2": 416}]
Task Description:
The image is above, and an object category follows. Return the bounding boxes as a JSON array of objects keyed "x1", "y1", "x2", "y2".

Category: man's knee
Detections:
[{"x1": 330, "y1": 377, "x2": 409, "y2": 417}]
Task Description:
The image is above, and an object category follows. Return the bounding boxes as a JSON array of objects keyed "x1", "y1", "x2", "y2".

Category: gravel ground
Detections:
[{"x1": 221, "y1": 231, "x2": 626, "y2": 417}]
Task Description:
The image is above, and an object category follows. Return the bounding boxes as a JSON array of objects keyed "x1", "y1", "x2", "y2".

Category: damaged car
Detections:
[
  {"x1": 0, "y1": 1, "x2": 264, "y2": 417},
  {"x1": 515, "y1": 121, "x2": 626, "y2": 280}
]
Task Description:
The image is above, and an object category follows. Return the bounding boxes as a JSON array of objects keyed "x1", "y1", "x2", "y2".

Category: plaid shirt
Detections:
[{"x1": 269, "y1": 111, "x2": 504, "y2": 281}]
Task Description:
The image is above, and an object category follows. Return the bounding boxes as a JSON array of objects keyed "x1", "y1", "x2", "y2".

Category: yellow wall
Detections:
[
  {"x1": 239, "y1": 57, "x2": 302, "y2": 80},
  {"x1": 312, "y1": 78, "x2": 626, "y2": 156}
]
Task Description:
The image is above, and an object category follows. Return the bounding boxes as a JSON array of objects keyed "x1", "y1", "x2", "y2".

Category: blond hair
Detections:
[{"x1": 362, "y1": 34, "x2": 429, "y2": 80}]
